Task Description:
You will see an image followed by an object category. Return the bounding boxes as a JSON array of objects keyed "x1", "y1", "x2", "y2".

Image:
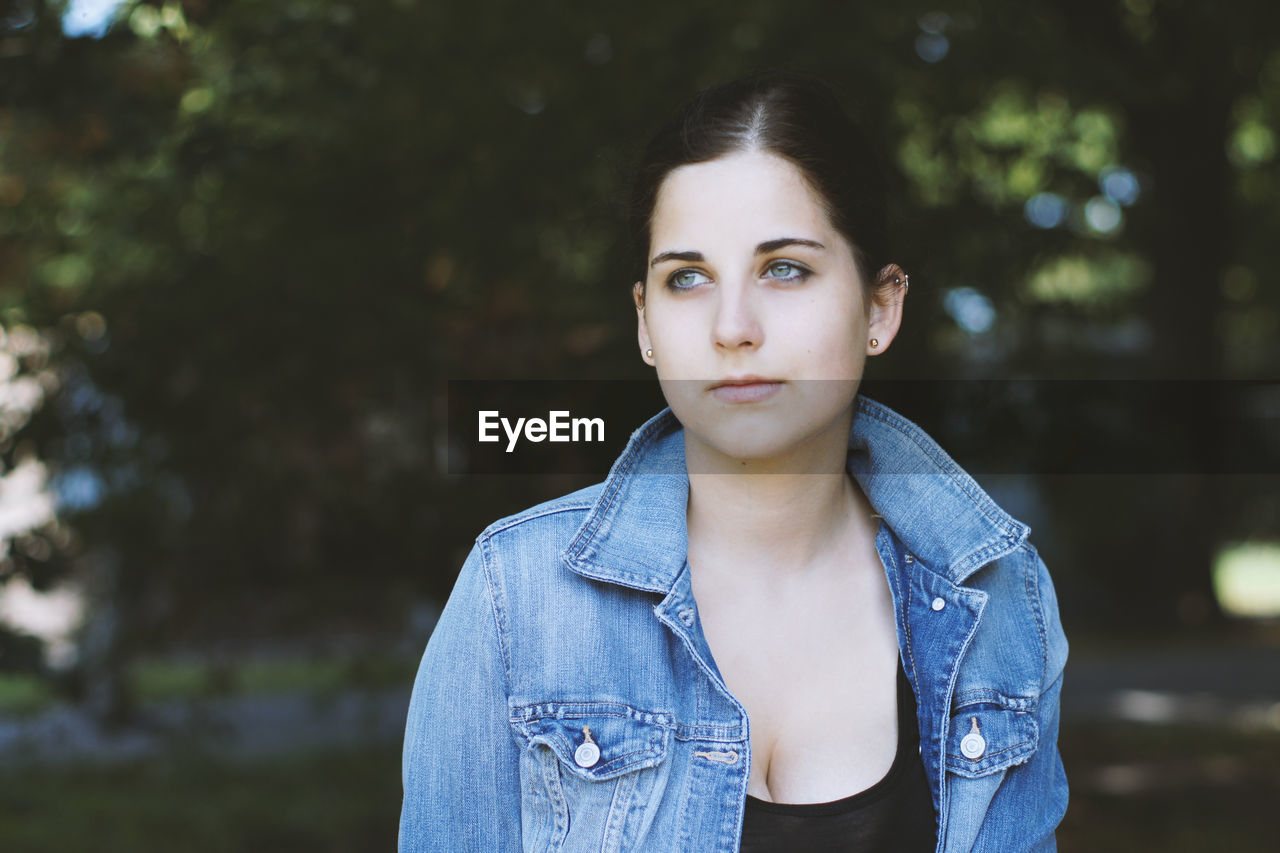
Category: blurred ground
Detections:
[
  {"x1": 1058, "y1": 635, "x2": 1280, "y2": 852},
  {"x1": 1064, "y1": 636, "x2": 1280, "y2": 728}
]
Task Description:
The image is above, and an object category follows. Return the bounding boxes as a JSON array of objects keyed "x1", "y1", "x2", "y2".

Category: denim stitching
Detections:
[
  {"x1": 933, "y1": 582, "x2": 988, "y2": 839},
  {"x1": 536, "y1": 742, "x2": 569, "y2": 847},
  {"x1": 477, "y1": 537, "x2": 515, "y2": 713},
  {"x1": 534, "y1": 731, "x2": 664, "y2": 777},
  {"x1": 1026, "y1": 545, "x2": 1050, "y2": 687},
  {"x1": 510, "y1": 703, "x2": 675, "y2": 726},
  {"x1": 602, "y1": 768, "x2": 640, "y2": 849},
  {"x1": 483, "y1": 498, "x2": 597, "y2": 539},
  {"x1": 564, "y1": 413, "x2": 672, "y2": 564},
  {"x1": 952, "y1": 689, "x2": 1034, "y2": 709},
  {"x1": 949, "y1": 729, "x2": 1037, "y2": 761},
  {"x1": 900, "y1": 554, "x2": 918, "y2": 684},
  {"x1": 856, "y1": 399, "x2": 999, "y2": 520},
  {"x1": 510, "y1": 703, "x2": 672, "y2": 779},
  {"x1": 947, "y1": 740, "x2": 1036, "y2": 771},
  {"x1": 856, "y1": 395, "x2": 1028, "y2": 543},
  {"x1": 672, "y1": 723, "x2": 744, "y2": 742},
  {"x1": 876, "y1": 522, "x2": 918, "y2": 686}
]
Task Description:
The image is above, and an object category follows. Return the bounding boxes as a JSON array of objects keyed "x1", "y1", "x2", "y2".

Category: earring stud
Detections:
[
  {"x1": 645, "y1": 348, "x2": 653, "y2": 359},
  {"x1": 869, "y1": 338, "x2": 879, "y2": 348}
]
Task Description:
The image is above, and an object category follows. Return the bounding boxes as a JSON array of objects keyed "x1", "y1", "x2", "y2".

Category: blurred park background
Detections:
[{"x1": 1, "y1": 0, "x2": 1279, "y2": 849}]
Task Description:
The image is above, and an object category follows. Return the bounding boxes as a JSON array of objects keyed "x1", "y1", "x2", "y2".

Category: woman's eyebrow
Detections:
[
  {"x1": 650, "y1": 250, "x2": 704, "y2": 268},
  {"x1": 650, "y1": 238, "x2": 826, "y2": 268},
  {"x1": 756, "y1": 237, "x2": 825, "y2": 254}
]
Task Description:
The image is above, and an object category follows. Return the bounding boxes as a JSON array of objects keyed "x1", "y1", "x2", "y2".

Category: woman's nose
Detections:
[{"x1": 711, "y1": 280, "x2": 764, "y2": 351}]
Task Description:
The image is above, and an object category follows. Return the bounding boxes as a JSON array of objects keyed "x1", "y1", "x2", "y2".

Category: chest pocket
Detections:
[
  {"x1": 944, "y1": 702, "x2": 1039, "y2": 778},
  {"x1": 938, "y1": 700, "x2": 1041, "y2": 853},
  {"x1": 510, "y1": 702, "x2": 674, "y2": 853}
]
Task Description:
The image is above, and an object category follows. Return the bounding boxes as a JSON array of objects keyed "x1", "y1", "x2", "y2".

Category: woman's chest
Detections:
[{"x1": 691, "y1": 563, "x2": 904, "y2": 805}]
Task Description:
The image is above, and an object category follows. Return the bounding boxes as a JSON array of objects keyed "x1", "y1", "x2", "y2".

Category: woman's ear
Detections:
[
  {"x1": 866, "y1": 264, "x2": 908, "y2": 356},
  {"x1": 634, "y1": 282, "x2": 655, "y2": 365}
]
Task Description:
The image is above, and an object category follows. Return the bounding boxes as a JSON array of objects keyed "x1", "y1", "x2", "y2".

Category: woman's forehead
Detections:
[{"x1": 650, "y1": 151, "x2": 835, "y2": 249}]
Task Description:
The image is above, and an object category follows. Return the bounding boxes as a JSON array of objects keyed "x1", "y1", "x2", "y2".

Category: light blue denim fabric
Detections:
[{"x1": 400, "y1": 395, "x2": 1069, "y2": 852}]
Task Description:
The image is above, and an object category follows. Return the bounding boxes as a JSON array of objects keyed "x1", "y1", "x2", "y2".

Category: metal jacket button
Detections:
[
  {"x1": 960, "y1": 717, "x2": 986, "y2": 760},
  {"x1": 931, "y1": 597, "x2": 946, "y2": 611},
  {"x1": 574, "y1": 725, "x2": 600, "y2": 768}
]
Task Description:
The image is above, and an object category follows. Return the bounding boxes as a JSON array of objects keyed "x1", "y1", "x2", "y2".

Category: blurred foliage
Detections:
[
  {"x1": 0, "y1": 744, "x2": 403, "y2": 852},
  {"x1": 0, "y1": 651, "x2": 418, "y2": 713},
  {"x1": 128, "y1": 652, "x2": 418, "y2": 700},
  {"x1": 0, "y1": 0, "x2": 1278, "y2": 705},
  {"x1": 0, "y1": 670, "x2": 50, "y2": 715}
]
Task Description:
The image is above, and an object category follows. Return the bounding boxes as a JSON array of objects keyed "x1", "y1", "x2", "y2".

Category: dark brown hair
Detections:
[{"x1": 628, "y1": 70, "x2": 891, "y2": 296}]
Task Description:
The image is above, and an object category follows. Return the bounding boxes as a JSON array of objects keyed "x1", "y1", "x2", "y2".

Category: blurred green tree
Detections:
[{"x1": 0, "y1": 0, "x2": 1276, "y2": 714}]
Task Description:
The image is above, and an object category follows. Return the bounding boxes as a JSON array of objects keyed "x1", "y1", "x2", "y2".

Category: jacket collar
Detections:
[{"x1": 561, "y1": 394, "x2": 1029, "y2": 591}]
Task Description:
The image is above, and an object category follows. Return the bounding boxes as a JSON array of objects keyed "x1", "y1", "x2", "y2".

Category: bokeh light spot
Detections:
[
  {"x1": 915, "y1": 33, "x2": 949, "y2": 63},
  {"x1": 52, "y1": 466, "x2": 104, "y2": 512},
  {"x1": 75, "y1": 311, "x2": 107, "y2": 342},
  {"x1": 62, "y1": 0, "x2": 123, "y2": 38},
  {"x1": 943, "y1": 287, "x2": 995, "y2": 334},
  {"x1": 181, "y1": 88, "x2": 215, "y2": 115},
  {"x1": 1099, "y1": 166, "x2": 1140, "y2": 206},
  {"x1": 1214, "y1": 542, "x2": 1280, "y2": 619},
  {"x1": 1084, "y1": 196, "x2": 1123, "y2": 235},
  {"x1": 1024, "y1": 192, "x2": 1068, "y2": 229}
]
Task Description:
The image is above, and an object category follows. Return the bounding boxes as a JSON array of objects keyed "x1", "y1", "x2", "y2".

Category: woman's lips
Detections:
[{"x1": 709, "y1": 380, "x2": 783, "y2": 403}]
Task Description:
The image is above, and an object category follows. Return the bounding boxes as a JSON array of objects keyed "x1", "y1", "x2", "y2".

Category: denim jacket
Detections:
[{"x1": 400, "y1": 395, "x2": 1069, "y2": 852}]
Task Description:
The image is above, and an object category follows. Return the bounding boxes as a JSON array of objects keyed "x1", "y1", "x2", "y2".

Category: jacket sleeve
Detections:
[
  {"x1": 399, "y1": 539, "x2": 522, "y2": 852},
  {"x1": 969, "y1": 548, "x2": 1070, "y2": 852}
]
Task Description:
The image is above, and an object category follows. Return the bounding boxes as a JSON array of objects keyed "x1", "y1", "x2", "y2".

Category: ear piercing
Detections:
[
  {"x1": 645, "y1": 348, "x2": 653, "y2": 359},
  {"x1": 869, "y1": 338, "x2": 879, "y2": 348}
]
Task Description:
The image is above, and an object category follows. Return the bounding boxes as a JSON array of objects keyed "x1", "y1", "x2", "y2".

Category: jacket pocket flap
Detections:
[
  {"x1": 944, "y1": 706, "x2": 1039, "y2": 778},
  {"x1": 511, "y1": 702, "x2": 671, "y2": 781}
]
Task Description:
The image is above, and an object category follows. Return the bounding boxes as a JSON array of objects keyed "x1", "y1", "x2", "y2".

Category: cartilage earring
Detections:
[
  {"x1": 645, "y1": 348, "x2": 653, "y2": 359},
  {"x1": 869, "y1": 338, "x2": 879, "y2": 348}
]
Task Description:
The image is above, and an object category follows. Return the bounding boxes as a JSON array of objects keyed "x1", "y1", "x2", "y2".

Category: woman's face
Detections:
[{"x1": 634, "y1": 150, "x2": 902, "y2": 468}]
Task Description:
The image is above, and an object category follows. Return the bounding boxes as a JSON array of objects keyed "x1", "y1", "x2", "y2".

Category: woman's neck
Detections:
[{"x1": 683, "y1": 409, "x2": 879, "y2": 586}]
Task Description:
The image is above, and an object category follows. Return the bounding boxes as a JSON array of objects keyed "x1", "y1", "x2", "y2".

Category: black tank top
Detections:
[{"x1": 737, "y1": 659, "x2": 938, "y2": 851}]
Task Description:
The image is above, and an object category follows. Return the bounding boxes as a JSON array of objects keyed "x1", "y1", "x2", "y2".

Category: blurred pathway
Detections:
[{"x1": 1061, "y1": 641, "x2": 1280, "y2": 730}]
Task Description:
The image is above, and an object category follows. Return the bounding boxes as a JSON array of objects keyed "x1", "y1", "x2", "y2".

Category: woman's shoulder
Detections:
[
  {"x1": 477, "y1": 481, "x2": 605, "y2": 545},
  {"x1": 958, "y1": 539, "x2": 1069, "y2": 697}
]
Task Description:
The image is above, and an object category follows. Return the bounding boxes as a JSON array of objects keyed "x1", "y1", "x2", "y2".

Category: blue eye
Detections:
[
  {"x1": 666, "y1": 268, "x2": 711, "y2": 290},
  {"x1": 765, "y1": 261, "x2": 810, "y2": 282}
]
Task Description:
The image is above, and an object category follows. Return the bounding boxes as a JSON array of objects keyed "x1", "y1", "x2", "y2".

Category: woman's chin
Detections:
[{"x1": 683, "y1": 421, "x2": 830, "y2": 473}]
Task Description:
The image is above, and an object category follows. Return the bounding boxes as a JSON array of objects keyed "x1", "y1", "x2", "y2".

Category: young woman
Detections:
[{"x1": 400, "y1": 71, "x2": 1069, "y2": 852}]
